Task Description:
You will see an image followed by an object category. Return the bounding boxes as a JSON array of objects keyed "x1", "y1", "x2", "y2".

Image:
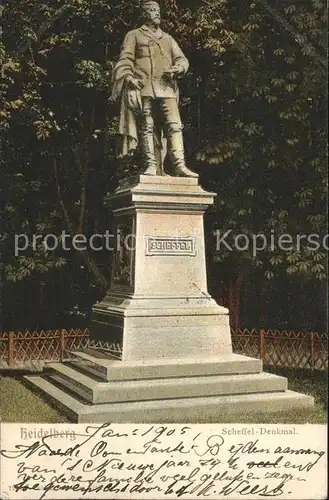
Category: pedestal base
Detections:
[
  {"x1": 93, "y1": 296, "x2": 232, "y2": 361},
  {"x1": 25, "y1": 350, "x2": 314, "y2": 423}
]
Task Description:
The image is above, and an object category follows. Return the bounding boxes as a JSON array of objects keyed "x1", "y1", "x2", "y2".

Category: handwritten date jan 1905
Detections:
[{"x1": 0, "y1": 423, "x2": 326, "y2": 499}]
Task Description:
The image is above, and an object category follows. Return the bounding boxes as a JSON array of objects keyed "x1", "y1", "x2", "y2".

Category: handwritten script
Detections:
[{"x1": 0, "y1": 424, "x2": 327, "y2": 499}]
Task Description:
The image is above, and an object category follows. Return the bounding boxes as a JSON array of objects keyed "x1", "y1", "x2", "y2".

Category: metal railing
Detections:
[{"x1": 0, "y1": 328, "x2": 327, "y2": 371}]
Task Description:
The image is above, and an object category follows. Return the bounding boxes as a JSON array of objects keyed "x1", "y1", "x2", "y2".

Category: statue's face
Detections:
[{"x1": 143, "y1": 2, "x2": 161, "y2": 26}]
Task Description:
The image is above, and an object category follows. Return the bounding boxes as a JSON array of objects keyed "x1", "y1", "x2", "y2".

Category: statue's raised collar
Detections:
[{"x1": 140, "y1": 24, "x2": 164, "y2": 39}]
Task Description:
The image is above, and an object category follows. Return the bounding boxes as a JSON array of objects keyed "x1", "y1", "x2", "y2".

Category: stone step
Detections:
[
  {"x1": 46, "y1": 362, "x2": 287, "y2": 404},
  {"x1": 68, "y1": 350, "x2": 262, "y2": 382},
  {"x1": 24, "y1": 374, "x2": 314, "y2": 423}
]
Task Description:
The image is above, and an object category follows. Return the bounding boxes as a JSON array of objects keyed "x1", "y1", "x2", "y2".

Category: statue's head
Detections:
[{"x1": 141, "y1": 1, "x2": 161, "y2": 26}]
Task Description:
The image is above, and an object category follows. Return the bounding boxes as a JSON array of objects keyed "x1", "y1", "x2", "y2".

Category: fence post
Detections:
[
  {"x1": 8, "y1": 332, "x2": 15, "y2": 368},
  {"x1": 260, "y1": 329, "x2": 265, "y2": 363},
  {"x1": 310, "y1": 332, "x2": 315, "y2": 371},
  {"x1": 60, "y1": 329, "x2": 66, "y2": 361}
]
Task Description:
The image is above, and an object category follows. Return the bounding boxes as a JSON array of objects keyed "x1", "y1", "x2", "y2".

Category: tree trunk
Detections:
[
  {"x1": 228, "y1": 265, "x2": 244, "y2": 330},
  {"x1": 258, "y1": 280, "x2": 268, "y2": 329},
  {"x1": 53, "y1": 158, "x2": 109, "y2": 291},
  {"x1": 80, "y1": 250, "x2": 108, "y2": 291}
]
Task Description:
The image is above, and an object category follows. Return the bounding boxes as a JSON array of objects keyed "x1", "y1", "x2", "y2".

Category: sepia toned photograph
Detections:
[{"x1": 0, "y1": 0, "x2": 327, "y2": 498}]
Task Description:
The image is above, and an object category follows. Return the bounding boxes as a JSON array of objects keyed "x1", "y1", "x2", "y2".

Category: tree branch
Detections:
[
  {"x1": 53, "y1": 157, "x2": 108, "y2": 290},
  {"x1": 53, "y1": 157, "x2": 75, "y2": 234},
  {"x1": 17, "y1": 3, "x2": 73, "y2": 56}
]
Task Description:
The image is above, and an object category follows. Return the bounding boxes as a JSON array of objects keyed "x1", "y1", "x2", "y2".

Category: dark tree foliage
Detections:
[{"x1": 1, "y1": 0, "x2": 327, "y2": 330}]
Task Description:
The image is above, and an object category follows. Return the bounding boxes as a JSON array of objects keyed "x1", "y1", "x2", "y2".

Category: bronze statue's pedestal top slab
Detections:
[
  {"x1": 116, "y1": 175, "x2": 199, "y2": 191},
  {"x1": 106, "y1": 174, "x2": 216, "y2": 216}
]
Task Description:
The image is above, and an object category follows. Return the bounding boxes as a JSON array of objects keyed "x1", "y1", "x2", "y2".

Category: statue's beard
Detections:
[{"x1": 145, "y1": 15, "x2": 161, "y2": 25}]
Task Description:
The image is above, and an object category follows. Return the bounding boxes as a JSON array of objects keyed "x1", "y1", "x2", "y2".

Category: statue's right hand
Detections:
[{"x1": 125, "y1": 76, "x2": 143, "y2": 90}]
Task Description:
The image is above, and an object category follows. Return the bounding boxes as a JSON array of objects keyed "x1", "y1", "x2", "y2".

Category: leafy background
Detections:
[{"x1": 1, "y1": 0, "x2": 327, "y2": 331}]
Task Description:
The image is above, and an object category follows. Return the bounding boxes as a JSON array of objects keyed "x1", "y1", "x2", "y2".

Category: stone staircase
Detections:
[{"x1": 25, "y1": 349, "x2": 314, "y2": 423}]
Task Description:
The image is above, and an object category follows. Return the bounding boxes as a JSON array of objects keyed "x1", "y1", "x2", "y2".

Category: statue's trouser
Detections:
[
  {"x1": 139, "y1": 98, "x2": 159, "y2": 174},
  {"x1": 140, "y1": 97, "x2": 197, "y2": 177}
]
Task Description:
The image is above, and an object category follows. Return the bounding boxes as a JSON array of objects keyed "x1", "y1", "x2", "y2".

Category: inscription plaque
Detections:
[{"x1": 145, "y1": 236, "x2": 196, "y2": 256}]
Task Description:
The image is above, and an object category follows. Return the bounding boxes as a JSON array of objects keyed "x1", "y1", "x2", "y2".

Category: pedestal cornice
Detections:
[{"x1": 105, "y1": 175, "x2": 216, "y2": 214}]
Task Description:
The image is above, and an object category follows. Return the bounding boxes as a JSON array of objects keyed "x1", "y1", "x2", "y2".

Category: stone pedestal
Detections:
[
  {"x1": 25, "y1": 175, "x2": 314, "y2": 422},
  {"x1": 92, "y1": 175, "x2": 232, "y2": 362}
]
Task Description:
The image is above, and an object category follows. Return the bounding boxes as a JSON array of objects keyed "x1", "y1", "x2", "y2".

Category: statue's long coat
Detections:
[{"x1": 112, "y1": 25, "x2": 189, "y2": 157}]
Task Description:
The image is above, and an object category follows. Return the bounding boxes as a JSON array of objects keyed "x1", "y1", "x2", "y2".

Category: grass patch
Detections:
[
  {"x1": 0, "y1": 367, "x2": 327, "y2": 424},
  {"x1": 0, "y1": 371, "x2": 70, "y2": 423}
]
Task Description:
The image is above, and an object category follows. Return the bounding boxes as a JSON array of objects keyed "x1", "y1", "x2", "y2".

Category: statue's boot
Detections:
[
  {"x1": 141, "y1": 132, "x2": 158, "y2": 176},
  {"x1": 155, "y1": 139, "x2": 168, "y2": 176},
  {"x1": 168, "y1": 131, "x2": 198, "y2": 178}
]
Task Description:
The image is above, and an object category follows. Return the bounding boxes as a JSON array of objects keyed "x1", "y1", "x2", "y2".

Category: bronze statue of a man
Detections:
[{"x1": 112, "y1": 0, "x2": 197, "y2": 178}]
